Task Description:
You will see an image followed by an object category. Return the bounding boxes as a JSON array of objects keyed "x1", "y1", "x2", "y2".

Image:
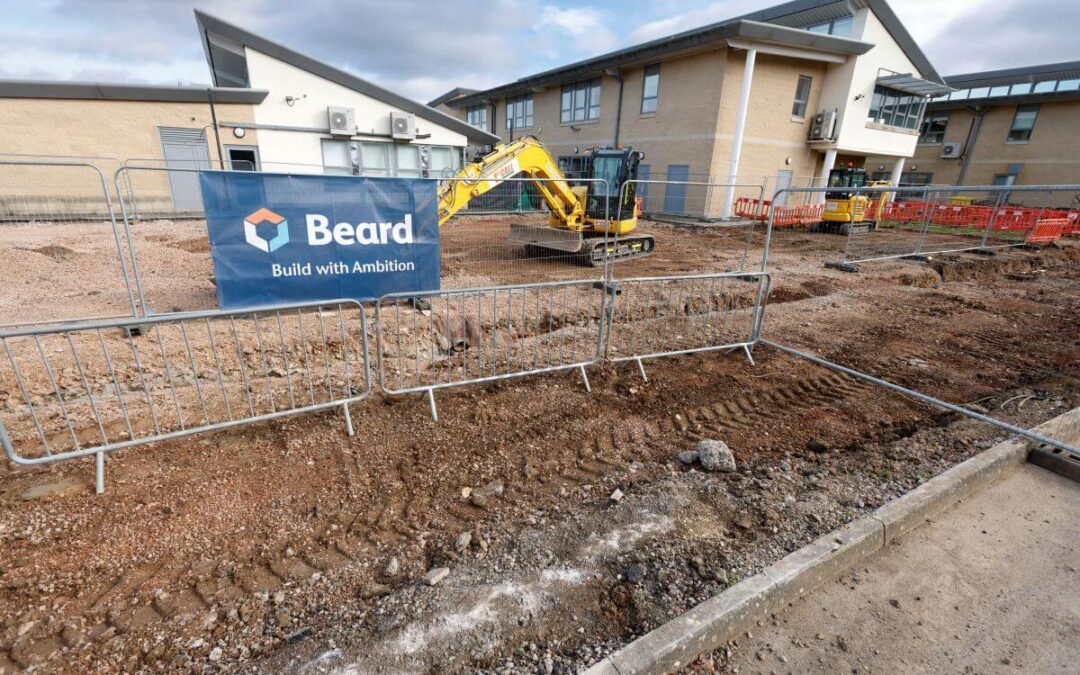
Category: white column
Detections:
[
  {"x1": 814, "y1": 148, "x2": 838, "y2": 204},
  {"x1": 722, "y1": 47, "x2": 756, "y2": 219},
  {"x1": 887, "y1": 156, "x2": 906, "y2": 202}
]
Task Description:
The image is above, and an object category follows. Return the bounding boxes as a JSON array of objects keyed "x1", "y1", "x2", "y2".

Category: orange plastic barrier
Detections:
[{"x1": 1025, "y1": 218, "x2": 1068, "y2": 245}]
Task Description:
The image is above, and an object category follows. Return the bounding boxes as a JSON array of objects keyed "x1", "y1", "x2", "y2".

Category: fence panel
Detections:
[
  {"x1": 376, "y1": 280, "x2": 604, "y2": 419},
  {"x1": 0, "y1": 160, "x2": 137, "y2": 328},
  {"x1": 605, "y1": 272, "x2": 769, "y2": 380},
  {"x1": 614, "y1": 180, "x2": 767, "y2": 278},
  {"x1": 749, "y1": 184, "x2": 1080, "y2": 266},
  {"x1": 0, "y1": 300, "x2": 370, "y2": 491},
  {"x1": 436, "y1": 176, "x2": 613, "y2": 287}
]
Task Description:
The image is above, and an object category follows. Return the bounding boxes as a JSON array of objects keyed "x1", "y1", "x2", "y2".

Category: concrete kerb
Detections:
[{"x1": 585, "y1": 405, "x2": 1080, "y2": 675}]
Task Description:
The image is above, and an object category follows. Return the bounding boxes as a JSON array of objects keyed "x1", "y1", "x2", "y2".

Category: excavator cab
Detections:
[
  {"x1": 585, "y1": 147, "x2": 641, "y2": 222},
  {"x1": 811, "y1": 166, "x2": 879, "y2": 235}
]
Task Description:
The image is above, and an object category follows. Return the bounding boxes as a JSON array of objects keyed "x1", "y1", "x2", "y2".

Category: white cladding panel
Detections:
[
  {"x1": 244, "y1": 47, "x2": 467, "y2": 167},
  {"x1": 817, "y1": 8, "x2": 925, "y2": 158}
]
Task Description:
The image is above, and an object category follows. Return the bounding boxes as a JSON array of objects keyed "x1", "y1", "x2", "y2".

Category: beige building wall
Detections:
[
  {"x1": 0, "y1": 98, "x2": 258, "y2": 213},
  {"x1": 711, "y1": 52, "x2": 828, "y2": 211},
  {"x1": 910, "y1": 101, "x2": 1080, "y2": 207}
]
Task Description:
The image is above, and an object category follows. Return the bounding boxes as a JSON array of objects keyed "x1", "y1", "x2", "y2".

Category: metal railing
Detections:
[
  {"x1": 614, "y1": 180, "x2": 768, "y2": 277},
  {"x1": 605, "y1": 272, "x2": 770, "y2": 381},
  {"x1": 437, "y1": 176, "x2": 613, "y2": 287},
  {"x1": 375, "y1": 279, "x2": 605, "y2": 420},
  {"x1": 771, "y1": 184, "x2": 1080, "y2": 266},
  {"x1": 0, "y1": 160, "x2": 138, "y2": 328},
  {"x1": 0, "y1": 299, "x2": 370, "y2": 492}
]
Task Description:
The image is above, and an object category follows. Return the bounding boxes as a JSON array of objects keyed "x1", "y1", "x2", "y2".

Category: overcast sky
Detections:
[{"x1": 1, "y1": 0, "x2": 1076, "y2": 102}]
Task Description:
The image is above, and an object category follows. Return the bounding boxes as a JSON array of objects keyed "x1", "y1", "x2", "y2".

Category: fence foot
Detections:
[
  {"x1": 95, "y1": 451, "x2": 105, "y2": 495},
  {"x1": 342, "y1": 403, "x2": 354, "y2": 437},
  {"x1": 970, "y1": 249, "x2": 997, "y2": 257},
  {"x1": 900, "y1": 254, "x2": 932, "y2": 262},
  {"x1": 743, "y1": 345, "x2": 756, "y2": 367},
  {"x1": 824, "y1": 261, "x2": 859, "y2": 273},
  {"x1": 578, "y1": 366, "x2": 592, "y2": 394},
  {"x1": 635, "y1": 357, "x2": 649, "y2": 383},
  {"x1": 427, "y1": 389, "x2": 439, "y2": 422}
]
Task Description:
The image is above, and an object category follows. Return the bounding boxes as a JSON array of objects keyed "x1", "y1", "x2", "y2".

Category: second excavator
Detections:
[{"x1": 437, "y1": 136, "x2": 655, "y2": 266}]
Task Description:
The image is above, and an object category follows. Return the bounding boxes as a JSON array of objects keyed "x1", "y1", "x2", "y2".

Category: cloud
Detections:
[
  {"x1": 625, "y1": 0, "x2": 769, "y2": 44},
  {"x1": 911, "y1": 0, "x2": 1080, "y2": 75}
]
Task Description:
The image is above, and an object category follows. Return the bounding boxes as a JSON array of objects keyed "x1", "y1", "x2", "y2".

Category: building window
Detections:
[
  {"x1": 641, "y1": 65, "x2": 660, "y2": 115},
  {"x1": 466, "y1": 104, "x2": 488, "y2": 131},
  {"x1": 918, "y1": 111, "x2": 949, "y2": 144},
  {"x1": 506, "y1": 94, "x2": 533, "y2": 130},
  {"x1": 322, "y1": 139, "x2": 355, "y2": 175},
  {"x1": 867, "y1": 85, "x2": 926, "y2": 130},
  {"x1": 791, "y1": 75, "x2": 812, "y2": 118},
  {"x1": 359, "y1": 142, "x2": 391, "y2": 176},
  {"x1": 394, "y1": 145, "x2": 422, "y2": 177},
  {"x1": 1007, "y1": 104, "x2": 1038, "y2": 142},
  {"x1": 805, "y1": 15, "x2": 853, "y2": 36},
  {"x1": 561, "y1": 78, "x2": 601, "y2": 123}
]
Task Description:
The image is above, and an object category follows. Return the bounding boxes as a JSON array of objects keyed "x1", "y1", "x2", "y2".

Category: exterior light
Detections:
[{"x1": 232, "y1": 127, "x2": 246, "y2": 139}]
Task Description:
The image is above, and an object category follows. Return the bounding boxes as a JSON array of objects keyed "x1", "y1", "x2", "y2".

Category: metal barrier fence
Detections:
[
  {"x1": 436, "y1": 176, "x2": 613, "y2": 287},
  {"x1": 762, "y1": 184, "x2": 1080, "y2": 266},
  {"x1": 0, "y1": 160, "x2": 138, "y2": 329},
  {"x1": 375, "y1": 280, "x2": 605, "y2": 420},
  {"x1": 615, "y1": 180, "x2": 768, "y2": 277},
  {"x1": 605, "y1": 272, "x2": 770, "y2": 381},
  {"x1": 0, "y1": 299, "x2": 370, "y2": 492}
]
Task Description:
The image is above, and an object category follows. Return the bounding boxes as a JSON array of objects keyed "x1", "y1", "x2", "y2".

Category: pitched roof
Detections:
[
  {"x1": 449, "y1": 0, "x2": 941, "y2": 107},
  {"x1": 0, "y1": 79, "x2": 267, "y2": 103},
  {"x1": 193, "y1": 11, "x2": 499, "y2": 145},
  {"x1": 427, "y1": 87, "x2": 478, "y2": 108}
]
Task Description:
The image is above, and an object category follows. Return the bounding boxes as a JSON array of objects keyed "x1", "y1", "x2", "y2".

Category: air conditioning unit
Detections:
[
  {"x1": 327, "y1": 107, "x2": 356, "y2": 136},
  {"x1": 809, "y1": 110, "x2": 837, "y2": 141},
  {"x1": 390, "y1": 112, "x2": 416, "y2": 140},
  {"x1": 940, "y1": 142, "x2": 962, "y2": 158}
]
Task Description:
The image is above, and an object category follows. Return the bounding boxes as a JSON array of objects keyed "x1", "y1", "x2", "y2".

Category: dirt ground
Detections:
[
  {"x1": 712, "y1": 463, "x2": 1080, "y2": 675},
  {"x1": 0, "y1": 216, "x2": 1077, "y2": 674}
]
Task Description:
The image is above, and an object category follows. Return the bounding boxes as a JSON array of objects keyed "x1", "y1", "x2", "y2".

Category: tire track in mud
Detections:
[{"x1": 1, "y1": 367, "x2": 891, "y2": 669}]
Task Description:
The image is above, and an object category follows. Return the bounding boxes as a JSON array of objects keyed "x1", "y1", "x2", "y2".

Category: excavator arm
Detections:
[{"x1": 437, "y1": 137, "x2": 588, "y2": 231}]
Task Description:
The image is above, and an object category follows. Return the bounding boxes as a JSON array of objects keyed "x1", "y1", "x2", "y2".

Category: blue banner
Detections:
[{"x1": 200, "y1": 171, "x2": 440, "y2": 308}]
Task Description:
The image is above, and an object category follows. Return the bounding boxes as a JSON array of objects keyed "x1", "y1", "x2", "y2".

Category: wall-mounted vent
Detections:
[
  {"x1": 328, "y1": 107, "x2": 356, "y2": 136},
  {"x1": 940, "y1": 142, "x2": 962, "y2": 158},
  {"x1": 391, "y1": 112, "x2": 416, "y2": 140},
  {"x1": 809, "y1": 110, "x2": 837, "y2": 141}
]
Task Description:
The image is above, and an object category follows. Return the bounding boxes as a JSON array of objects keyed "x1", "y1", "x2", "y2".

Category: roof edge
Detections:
[
  {"x1": 193, "y1": 10, "x2": 499, "y2": 145},
  {"x1": 0, "y1": 79, "x2": 268, "y2": 103}
]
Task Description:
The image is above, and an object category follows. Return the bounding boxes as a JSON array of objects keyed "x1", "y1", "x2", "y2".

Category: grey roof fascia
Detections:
[
  {"x1": 193, "y1": 11, "x2": 499, "y2": 145},
  {"x1": 0, "y1": 79, "x2": 268, "y2": 103},
  {"x1": 451, "y1": 19, "x2": 872, "y2": 107}
]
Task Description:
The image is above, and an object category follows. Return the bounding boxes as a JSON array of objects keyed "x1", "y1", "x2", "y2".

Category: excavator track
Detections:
[{"x1": 584, "y1": 234, "x2": 656, "y2": 267}]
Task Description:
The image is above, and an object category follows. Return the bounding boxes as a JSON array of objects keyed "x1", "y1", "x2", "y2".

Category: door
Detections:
[
  {"x1": 773, "y1": 170, "x2": 794, "y2": 205},
  {"x1": 637, "y1": 164, "x2": 651, "y2": 212},
  {"x1": 159, "y1": 128, "x2": 211, "y2": 210},
  {"x1": 663, "y1": 164, "x2": 689, "y2": 214}
]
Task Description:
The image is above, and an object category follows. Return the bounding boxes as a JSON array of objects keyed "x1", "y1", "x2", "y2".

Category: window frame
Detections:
[
  {"x1": 1007, "y1": 104, "x2": 1039, "y2": 142},
  {"x1": 867, "y1": 85, "x2": 926, "y2": 131},
  {"x1": 918, "y1": 111, "x2": 950, "y2": 144},
  {"x1": 640, "y1": 64, "x2": 660, "y2": 115},
  {"x1": 561, "y1": 78, "x2": 602, "y2": 123},
  {"x1": 465, "y1": 104, "x2": 488, "y2": 132},
  {"x1": 791, "y1": 74, "x2": 812, "y2": 119},
  {"x1": 506, "y1": 94, "x2": 534, "y2": 131}
]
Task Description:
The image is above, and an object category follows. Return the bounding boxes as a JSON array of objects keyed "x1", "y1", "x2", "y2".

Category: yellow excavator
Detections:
[
  {"x1": 437, "y1": 136, "x2": 654, "y2": 266},
  {"x1": 810, "y1": 166, "x2": 889, "y2": 235}
]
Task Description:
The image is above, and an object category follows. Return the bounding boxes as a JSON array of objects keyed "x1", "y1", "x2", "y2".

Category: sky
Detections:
[{"x1": 0, "y1": 0, "x2": 1077, "y2": 103}]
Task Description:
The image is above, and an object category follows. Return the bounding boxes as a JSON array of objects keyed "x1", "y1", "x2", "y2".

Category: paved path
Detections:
[{"x1": 724, "y1": 463, "x2": 1080, "y2": 674}]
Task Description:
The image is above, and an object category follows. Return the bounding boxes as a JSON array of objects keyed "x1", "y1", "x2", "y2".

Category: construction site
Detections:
[{"x1": 1, "y1": 1, "x2": 1079, "y2": 674}]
